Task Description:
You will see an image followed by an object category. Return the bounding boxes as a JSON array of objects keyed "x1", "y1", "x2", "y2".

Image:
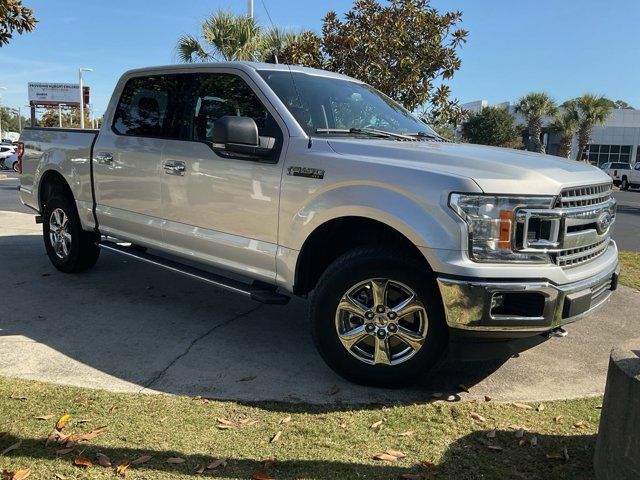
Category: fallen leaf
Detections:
[
  {"x1": 458, "y1": 384, "x2": 470, "y2": 393},
  {"x1": 166, "y1": 457, "x2": 186, "y2": 464},
  {"x1": 385, "y1": 450, "x2": 406, "y2": 459},
  {"x1": 55, "y1": 414, "x2": 71, "y2": 431},
  {"x1": 194, "y1": 465, "x2": 205, "y2": 474},
  {"x1": 206, "y1": 458, "x2": 228, "y2": 469},
  {"x1": 57, "y1": 432, "x2": 76, "y2": 445},
  {"x1": 270, "y1": 431, "x2": 282, "y2": 443},
  {"x1": 252, "y1": 472, "x2": 275, "y2": 480},
  {"x1": 34, "y1": 414, "x2": 54, "y2": 421},
  {"x1": 484, "y1": 395, "x2": 492, "y2": 402},
  {"x1": 244, "y1": 420, "x2": 259, "y2": 427},
  {"x1": 596, "y1": 404, "x2": 603, "y2": 409},
  {"x1": 130, "y1": 455, "x2": 152, "y2": 466},
  {"x1": 512, "y1": 403, "x2": 532, "y2": 410},
  {"x1": 54, "y1": 474, "x2": 66, "y2": 480},
  {"x1": 536, "y1": 404, "x2": 545, "y2": 412},
  {"x1": 45, "y1": 431, "x2": 61, "y2": 446},
  {"x1": 55, "y1": 447, "x2": 74, "y2": 455},
  {"x1": 116, "y1": 460, "x2": 130, "y2": 476},
  {"x1": 470, "y1": 413, "x2": 486, "y2": 423},
  {"x1": 372, "y1": 452, "x2": 398, "y2": 462},
  {"x1": 487, "y1": 445, "x2": 503, "y2": 451},
  {"x1": 553, "y1": 415, "x2": 564, "y2": 423},
  {"x1": 572, "y1": 421, "x2": 587, "y2": 429},
  {"x1": 421, "y1": 459, "x2": 435, "y2": 469},
  {"x1": 281, "y1": 415, "x2": 292, "y2": 424},
  {"x1": 327, "y1": 385, "x2": 339, "y2": 396},
  {"x1": 10, "y1": 468, "x2": 31, "y2": 480},
  {"x1": 159, "y1": 417, "x2": 167, "y2": 423},
  {"x1": 75, "y1": 419, "x2": 92, "y2": 425},
  {"x1": 398, "y1": 430, "x2": 415, "y2": 437},
  {"x1": 486, "y1": 428, "x2": 496, "y2": 439},
  {"x1": 216, "y1": 418, "x2": 234, "y2": 426},
  {"x1": 0, "y1": 440, "x2": 21, "y2": 456},
  {"x1": 76, "y1": 426, "x2": 107, "y2": 443},
  {"x1": 95, "y1": 453, "x2": 111, "y2": 467},
  {"x1": 216, "y1": 424, "x2": 234, "y2": 430},
  {"x1": 370, "y1": 420, "x2": 384, "y2": 429},
  {"x1": 239, "y1": 375, "x2": 257, "y2": 382},
  {"x1": 9, "y1": 395, "x2": 27, "y2": 401},
  {"x1": 514, "y1": 428, "x2": 525, "y2": 439},
  {"x1": 73, "y1": 455, "x2": 93, "y2": 468}
]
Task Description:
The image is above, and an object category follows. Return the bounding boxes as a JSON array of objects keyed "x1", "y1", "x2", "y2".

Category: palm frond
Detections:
[{"x1": 176, "y1": 34, "x2": 211, "y2": 63}]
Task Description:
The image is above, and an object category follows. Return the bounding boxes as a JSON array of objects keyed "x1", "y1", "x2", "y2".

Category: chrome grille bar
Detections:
[
  {"x1": 559, "y1": 183, "x2": 612, "y2": 208},
  {"x1": 555, "y1": 238, "x2": 610, "y2": 267}
]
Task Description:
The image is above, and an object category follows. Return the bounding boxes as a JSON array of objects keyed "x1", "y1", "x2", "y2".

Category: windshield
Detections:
[{"x1": 258, "y1": 70, "x2": 436, "y2": 137}]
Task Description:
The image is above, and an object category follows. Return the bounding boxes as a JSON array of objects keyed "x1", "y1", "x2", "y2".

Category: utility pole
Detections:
[
  {"x1": 58, "y1": 104, "x2": 63, "y2": 128},
  {"x1": 248, "y1": 0, "x2": 253, "y2": 18},
  {"x1": 78, "y1": 67, "x2": 93, "y2": 129}
]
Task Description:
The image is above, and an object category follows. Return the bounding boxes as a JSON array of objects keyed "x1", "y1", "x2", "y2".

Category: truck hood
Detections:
[{"x1": 327, "y1": 138, "x2": 611, "y2": 195}]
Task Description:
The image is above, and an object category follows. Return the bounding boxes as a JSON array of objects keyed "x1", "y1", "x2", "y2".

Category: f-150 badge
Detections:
[{"x1": 287, "y1": 166, "x2": 325, "y2": 179}]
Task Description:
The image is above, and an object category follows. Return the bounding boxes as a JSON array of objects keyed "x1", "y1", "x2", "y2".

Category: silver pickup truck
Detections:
[{"x1": 18, "y1": 62, "x2": 620, "y2": 387}]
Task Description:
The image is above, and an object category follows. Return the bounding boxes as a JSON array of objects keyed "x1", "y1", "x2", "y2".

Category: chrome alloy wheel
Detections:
[
  {"x1": 49, "y1": 208, "x2": 72, "y2": 259},
  {"x1": 335, "y1": 278, "x2": 428, "y2": 366}
]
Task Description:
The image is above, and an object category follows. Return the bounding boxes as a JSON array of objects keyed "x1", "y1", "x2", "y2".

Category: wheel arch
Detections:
[
  {"x1": 38, "y1": 169, "x2": 73, "y2": 212},
  {"x1": 293, "y1": 216, "x2": 431, "y2": 295}
]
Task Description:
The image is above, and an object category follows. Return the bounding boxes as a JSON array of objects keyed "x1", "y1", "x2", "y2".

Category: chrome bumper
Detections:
[{"x1": 437, "y1": 258, "x2": 620, "y2": 334}]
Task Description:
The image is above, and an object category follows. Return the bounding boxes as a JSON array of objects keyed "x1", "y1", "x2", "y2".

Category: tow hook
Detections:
[{"x1": 548, "y1": 327, "x2": 568, "y2": 338}]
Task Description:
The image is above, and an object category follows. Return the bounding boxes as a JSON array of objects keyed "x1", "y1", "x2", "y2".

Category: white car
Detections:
[
  {"x1": 0, "y1": 145, "x2": 16, "y2": 169},
  {"x1": 1, "y1": 152, "x2": 18, "y2": 171},
  {"x1": 600, "y1": 162, "x2": 631, "y2": 187}
]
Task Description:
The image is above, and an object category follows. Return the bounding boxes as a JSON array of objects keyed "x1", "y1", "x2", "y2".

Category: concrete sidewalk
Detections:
[{"x1": 1, "y1": 176, "x2": 639, "y2": 404}]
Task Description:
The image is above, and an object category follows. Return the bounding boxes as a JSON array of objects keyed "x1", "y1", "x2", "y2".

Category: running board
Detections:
[{"x1": 98, "y1": 240, "x2": 290, "y2": 305}]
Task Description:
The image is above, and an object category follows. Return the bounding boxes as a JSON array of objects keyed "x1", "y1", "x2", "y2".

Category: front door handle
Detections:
[
  {"x1": 162, "y1": 160, "x2": 186, "y2": 176},
  {"x1": 95, "y1": 152, "x2": 113, "y2": 165}
]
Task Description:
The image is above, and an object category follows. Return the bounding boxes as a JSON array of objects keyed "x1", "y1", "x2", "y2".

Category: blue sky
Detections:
[{"x1": 1, "y1": 0, "x2": 639, "y2": 117}]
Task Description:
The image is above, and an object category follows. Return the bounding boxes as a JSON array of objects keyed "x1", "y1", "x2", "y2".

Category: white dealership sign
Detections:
[{"x1": 28, "y1": 82, "x2": 84, "y2": 105}]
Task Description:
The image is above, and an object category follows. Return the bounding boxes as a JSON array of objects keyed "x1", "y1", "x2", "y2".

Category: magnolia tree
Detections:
[
  {"x1": 280, "y1": 0, "x2": 468, "y2": 126},
  {"x1": 0, "y1": 0, "x2": 37, "y2": 46}
]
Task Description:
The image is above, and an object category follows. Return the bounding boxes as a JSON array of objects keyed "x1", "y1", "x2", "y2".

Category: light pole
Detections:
[
  {"x1": 0, "y1": 86, "x2": 6, "y2": 139},
  {"x1": 78, "y1": 67, "x2": 93, "y2": 129},
  {"x1": 248, "y1": 0, "x2": 253, "y2": 18}
]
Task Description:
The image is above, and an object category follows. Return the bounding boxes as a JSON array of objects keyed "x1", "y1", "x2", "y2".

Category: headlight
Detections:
[{"x1": 449, "y1": 194, "x2": 555, "y2": 263}]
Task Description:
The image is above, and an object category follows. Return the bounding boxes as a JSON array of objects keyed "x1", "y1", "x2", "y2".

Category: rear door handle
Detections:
[
  {"x1": 162, "y1": 160, "x2": 186, "y2": 176},
  {"x1": 95, "y1": 152, "x2": 113, "y2": 165}
]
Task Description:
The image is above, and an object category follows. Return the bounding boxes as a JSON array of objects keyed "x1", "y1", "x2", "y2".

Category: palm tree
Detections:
[
  {"x1": 572, "y1": 94, "x2": 612, "y2": 162},
  {"x1": 176, "y1": 11, "x2": 297, "y2": 63},
  {"x1": 514, "y1": 92, "x2": 558, "y2": 153},
  {"x1": 550, "y1": 105, "x2": 579, "y2": 159}
]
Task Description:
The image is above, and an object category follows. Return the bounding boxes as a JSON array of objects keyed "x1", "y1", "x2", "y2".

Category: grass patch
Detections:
[
  {"x1": 0, "y1": 377, "x2": 602, "y2": 479},
  {"x1": 619, "y1": 251, "x2": 640, "y2": 291}
]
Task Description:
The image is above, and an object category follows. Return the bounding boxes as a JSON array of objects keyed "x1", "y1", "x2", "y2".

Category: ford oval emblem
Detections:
[{"x1": 596, "y1": 211, "x2": 612, "y2": 234}]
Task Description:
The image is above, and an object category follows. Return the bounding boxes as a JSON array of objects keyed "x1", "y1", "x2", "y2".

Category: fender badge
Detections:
[{"x1": 287, "y1": 166, "x2": 325, "y2": 179}]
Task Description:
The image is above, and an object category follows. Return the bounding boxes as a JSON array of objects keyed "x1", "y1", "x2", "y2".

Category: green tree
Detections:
[
  {"x1": 550, "y1": 106, "x2": 579, "y2": 159},
  {"x1": 176, "y1": 11, "x2": 296, "y2": 63},
  {"x1": 0, "y1": 0, "x2": 37, "y2": 46},
  {"x1": 571, "y1": 94, "x2": 612, "y2": 162},
  {"x1": 600, "y1": 98, "x2": 634, "y2": 110},
  {"x1": 461, "y1": 107, "x2": 519, "y2": 147},
  {"x1": 0, "y1": 107, "x2": 27, "y2": 133},
  {"x1": 39, "y1": 106, "x2": 90, "y2": 128},
  {"x1": 280, "y1": 0, "x2": 468, "y2": 126},
  {"x1": 514, "y1": 92, "x2": 557, "y2": 153}
]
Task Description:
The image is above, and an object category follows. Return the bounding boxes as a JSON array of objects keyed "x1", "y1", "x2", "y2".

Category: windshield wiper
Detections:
[
  {"x1": 315, "y1": 127, "x2": 416, "y2": 141},
  {"x1": 408, "y1": 131, "x2": 448, "y2": 142}
]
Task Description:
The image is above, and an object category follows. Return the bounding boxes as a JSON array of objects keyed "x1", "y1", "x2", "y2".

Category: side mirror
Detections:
[{"x1": 211, "y1": 116, "x2": 275, "y2": 159}]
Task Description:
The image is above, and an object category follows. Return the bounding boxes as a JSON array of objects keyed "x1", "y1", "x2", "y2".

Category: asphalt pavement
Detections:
[
  {"x1": 1, "y1": 171, "x2": 639, "y2": 404},
  {"x1": 612, "y1": 190, "x2": 640, "y2": 251}
]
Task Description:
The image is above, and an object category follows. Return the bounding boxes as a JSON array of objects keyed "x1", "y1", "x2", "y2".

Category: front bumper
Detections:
[{"x1": 437, "y1": 256, "x2": 620, "y2": 336}]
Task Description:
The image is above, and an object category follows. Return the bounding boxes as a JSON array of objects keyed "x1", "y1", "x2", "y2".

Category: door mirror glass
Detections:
[{"x1": 210, "y1": 116, "x2": 275, "y2": 159}]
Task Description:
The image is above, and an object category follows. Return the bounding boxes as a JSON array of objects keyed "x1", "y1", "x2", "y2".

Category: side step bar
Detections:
[{"x1": 98, "y1": 240, "x2": 290, "y2": 305}]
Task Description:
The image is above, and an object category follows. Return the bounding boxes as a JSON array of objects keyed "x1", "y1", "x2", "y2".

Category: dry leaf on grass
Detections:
[
  {"x1": 512, "y1": 403, "x2": 532, "y2": 410},
  {"x1": 206, "y1": 458, "x2": 228, "y2": 469},
  {"x1": 469, "y1": 413, "x2": 486, "y2": 423},
  {"x1": 34, "y1": 414, "x2": 54, "y2": 421},
  {"x1": 194, "y1": 465, "x2": 205, "y2": 474},
  {"x1": 386, "y1": 450, "x2": 406, "y2": 459},
  {"x1": 421, "y1": 459, "x2": 435, "y2": 469},
  {"x1": 372, "y1": 450, "x2": 405, "y2": 461},
  {"x1": 45, "y1": 431, "x2": 61, "y2": 446},
  {"x1": 239, "y1": 375, "x2": 257, "y2": 382},
  {"x1": 486, "y1": 428, "x2": 496, "y2": 439},
  {"x1": 55, "y1": 447, "x2": 74, "y2": 455},
  {"x1": 370, "y1": 420, "x2": 384, "y2": 429},
  {"x1": 54, "y1": 474, "x2": 66, "y2": 480},
  {"x1": 2, "y1": 468, "x2": 31, "y2": 480},
  {"x1": 553, "y1": 415, "x2": 564, "y2": 423},
  {"x1": 270, "y1": 431, "x2": 282, "y2": 443},
  {"x1": 572, "y1": 421, "x2": 587, "y2": 429},
  {"x1": 9, "y1": 395, "x2": 27, "y2": 401},
  {"x1": 398, "y1": 430, "x2": 415, "y2": 437},
  {"x1": 75, "y1": 419, "x2": 92, "y2": 424},
  {"x1": 55, "y1": 414, "x2": 70, "y2": 431},
  {"x1": 216, "y1": 424, "x2": 234, "y2": 430},
  {"x1": 166, "y1": 457, "x2": 186, "y2": 464},
  {"x1": 281, "y1": 415, "x2": 291, "y2": 424},
  {"x1": 73, "y1": 455, "x2": 93, "y2": 468},
  {"x1": 484, "y1": 395, "x2": 492, "y2": 402},
  {"x1": 252, "y1": 472, "x2": 275, "y2": 480},
  {"x1": 95, "y1": 453, "x2": 111, "y2": 467},
  {"x1": 130, "y1": 455, "x2": 152, "y2": 466},
  {"x1": 116, "y1": 460, "x2": 130, "y2": 476},
  {"x1": 216, "y1": 418, "x2": 234, "y2": 426},
  {"x1": 536, "y1": 404, "x2": 545, "y2": 412},
  {"x1": 487, "y1": 445, "x2": 503, "y2": 451},
  {"x1": 0, "y1": 440, "x2": 22, "y2": 456}
]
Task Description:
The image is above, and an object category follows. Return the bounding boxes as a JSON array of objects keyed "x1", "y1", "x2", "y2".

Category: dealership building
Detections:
[{"x1": 460, "y1": 100, "x2": 640, "y2": 165}]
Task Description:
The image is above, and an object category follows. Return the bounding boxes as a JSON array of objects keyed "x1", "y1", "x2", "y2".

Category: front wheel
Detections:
[
  {"x1": 43, "y1": 195, "x2": 100, "y2": 273},
  {"x1": 621, "y1": 177, "x2": 629, "y2": 190},
  {"x1": 310, "y1": 247, "x2": 447, "y2": 388}
]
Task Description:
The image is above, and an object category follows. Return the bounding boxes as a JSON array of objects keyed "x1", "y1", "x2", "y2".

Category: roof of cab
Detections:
[{"x1": 122, "y1": 61, "x2": 360, "y2": 83}]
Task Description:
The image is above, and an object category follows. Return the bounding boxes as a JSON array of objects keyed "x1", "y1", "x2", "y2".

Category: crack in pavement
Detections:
[{"x1": 139, "y1": 303, "x2": 264, "y2": 392}]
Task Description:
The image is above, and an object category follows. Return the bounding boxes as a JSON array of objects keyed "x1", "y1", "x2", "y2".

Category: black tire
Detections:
[
  {"x1": 43, "y1": 194, "x2": 100, "y2": 273},
  {"x1": 310, "y1": 246, "x2": 448, "y2": 388},
  {"x1": 621, "y1": 177, "x2": 629, "y2": 190},
  {"x1": 11, "y1": 161, "x2": 18, "y2": 172}
]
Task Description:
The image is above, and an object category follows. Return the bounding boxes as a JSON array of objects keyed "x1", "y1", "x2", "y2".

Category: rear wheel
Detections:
[
  {"x1": 621, "y1": 177, "x2": 629, "y2": 190},
  {"x1": 43, "y1": 195, "x2": 100, "y2": 273},
  {"x1": 310, "y1": 246, "x2": 447, "y2": 387},
  {"x1": 11, "y1": 161, "x2": 18, "y2": 172}
]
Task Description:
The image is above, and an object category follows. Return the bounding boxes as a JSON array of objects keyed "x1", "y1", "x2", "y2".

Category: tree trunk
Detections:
[
  {"x1": 528, "y1": 118, "x2": 544, "y2": 153},
  {"x1": 577, "y1": 124, "x2": 592, "y2": 162},
  {"x1": 558, "y1": 135, "x2": 572, "y2": 159}
]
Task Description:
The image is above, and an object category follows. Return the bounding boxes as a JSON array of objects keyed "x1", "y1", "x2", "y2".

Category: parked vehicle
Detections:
[
  {"x1": 619, "y1": 162, "x2": 640, "y2": 190},
  {"x1": 1, "y1": 152, "x2": 18, "y2": 171},
  {"x1": 18, "y1": 63, "x2": 620, "y2": 387},
  {"x1": 601, "y1": 162, "x2": 631, "y2": 186},
  {"x1": 0, "y1": 145, "x2": 16, "y2": 169}
]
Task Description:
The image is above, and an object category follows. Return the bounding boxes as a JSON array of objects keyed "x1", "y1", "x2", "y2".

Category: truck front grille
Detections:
[
  {"x1": 558, "y1": 183, "x2": 612, "y2": 208},
  {"x1": 554, "y1": 238, "x2": 610, "y2": 268}
]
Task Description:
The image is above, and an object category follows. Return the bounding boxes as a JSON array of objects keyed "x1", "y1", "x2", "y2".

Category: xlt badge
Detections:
[{"x1": 287, "y1": 166, "x2": 325, "y2": 179}]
